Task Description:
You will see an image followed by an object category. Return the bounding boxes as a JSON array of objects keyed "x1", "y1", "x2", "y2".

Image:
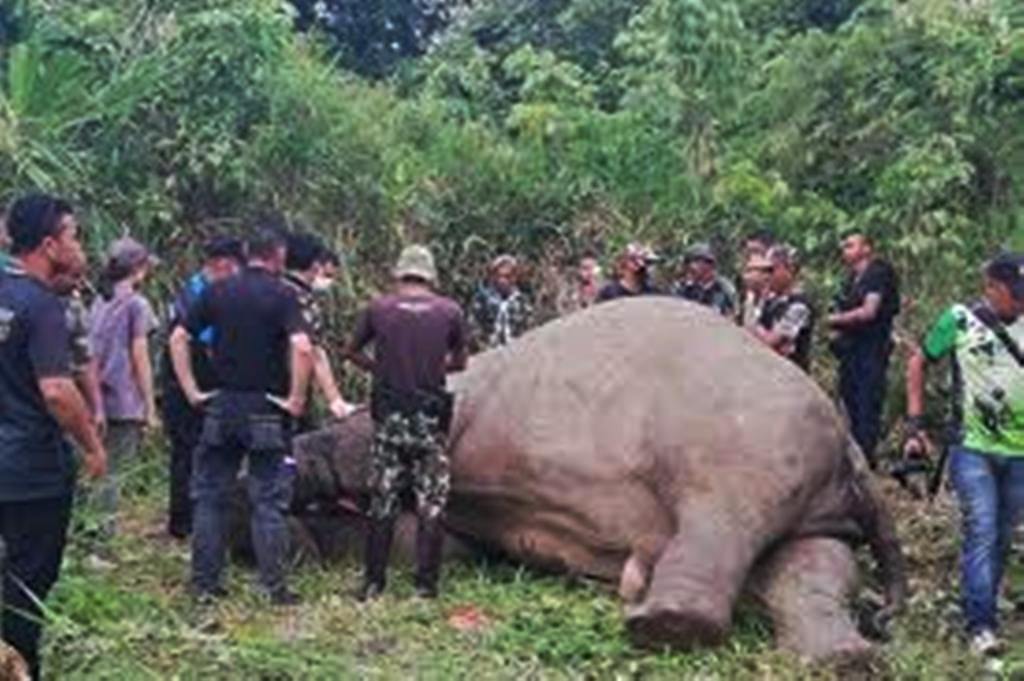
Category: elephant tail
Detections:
[{"x1": 845, "y1": 436, "x2": 908, "y2": 626}]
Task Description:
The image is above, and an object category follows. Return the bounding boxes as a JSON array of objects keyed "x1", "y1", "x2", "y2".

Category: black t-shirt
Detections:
[
  {"x1": 352, "y1": 293, "x2": 467, "y2": 394},
  {"x1": 185, "y1": 266, "x2": 308, "y2": 395},
  {"x1": 0, "y1": 268, "x2": 75, "y2": 500},
  {"x1": 595, "y1": 279, "x2": 659, "y2": 303},
  {"x1": 836, "y1": 259, "x2": 900, "y2": 347}
]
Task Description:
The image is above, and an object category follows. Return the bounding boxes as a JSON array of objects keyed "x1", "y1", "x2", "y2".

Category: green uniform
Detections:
[
  {"x1": 923, "y1": 303, "x2": 1024, "y2": 456},
  {"x1": 368, "y1": 410, "x2": 450, "y2": 521},
  {"x1": 64, "y1": 291, "x2": 92, "y2": 371}
]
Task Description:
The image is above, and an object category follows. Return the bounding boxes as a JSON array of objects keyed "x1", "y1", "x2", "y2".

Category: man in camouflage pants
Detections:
[{"x1": 346, "y1": 244, "x2": 468, "y2": 600}]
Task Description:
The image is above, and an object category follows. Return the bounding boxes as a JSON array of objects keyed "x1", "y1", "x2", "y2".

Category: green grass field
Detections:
[{"x1": 38, "y1": 444, "x2": 1023, "y2": 679}]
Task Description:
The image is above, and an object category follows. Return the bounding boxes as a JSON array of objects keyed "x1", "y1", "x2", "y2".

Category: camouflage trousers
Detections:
[{"x1": 368, "y1": 411, "x2": 450, "y2": 521}]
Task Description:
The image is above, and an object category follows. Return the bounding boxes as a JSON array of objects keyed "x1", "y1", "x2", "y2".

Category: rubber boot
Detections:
[
  {"x1": 357, "y1": 518, "x2": 394, "y2": 602},
  {"x1": 414, "y1": 517, "x2": 444, "y2": 598}
]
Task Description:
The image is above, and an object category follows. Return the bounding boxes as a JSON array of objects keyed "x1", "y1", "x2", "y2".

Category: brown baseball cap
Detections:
[{"x1": 107, "y1": 237, "x2": 159, "y2": 270}]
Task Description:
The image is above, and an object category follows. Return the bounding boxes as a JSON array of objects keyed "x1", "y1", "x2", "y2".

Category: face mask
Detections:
[{"x1": 312, "y1": 277, "x2": 334, "y2": 293}]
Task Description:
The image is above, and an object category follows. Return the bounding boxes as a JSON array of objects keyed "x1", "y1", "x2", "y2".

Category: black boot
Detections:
[
  {"x1": 357, "y1": 518, "x2": 394, "y2": 602},
  {"x1": 414, "y1": 517, "x2": 444, "y2": 599}
]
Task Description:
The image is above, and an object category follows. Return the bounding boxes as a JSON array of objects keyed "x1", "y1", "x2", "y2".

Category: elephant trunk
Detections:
[{"x1": 846, "y1": 437, "x2": 908, "y2": 627}]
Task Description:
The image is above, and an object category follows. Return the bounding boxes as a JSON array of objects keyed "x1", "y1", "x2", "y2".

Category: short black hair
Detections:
[
  {"x1": 746, "y1": 228, "x2": 775, "y2": 247},
  {"x1": 316, "y1": 245, "x2": 340, "y2": 267},
  {"x1": 247, "y1": 228, "x2": 286, "y2": 262},
  {"x1": 285, "y1": 232, "x2": 323, "y2": 272},
  {"x1": 839, "y1": 227, "x2": 873, "y2": 245},
  {"x1": 203, "y1": 235, "x2": 245, "y2": 263},
  {"x1": 6, "y1": 193, "x2": 74, "y2": 255}
]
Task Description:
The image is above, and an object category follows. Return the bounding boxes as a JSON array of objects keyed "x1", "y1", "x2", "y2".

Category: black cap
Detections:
[
  {"x1": 6, "y1": 193, "x2": 74, "y2": 256},
  {"x1": 203, "y1": 235, "x2": 245, "y2": 263},
  {"x1": 684, "y1": 242, "x2": 716, "y2": 264},
  {"x1": 986, "y1": 252, "x2": 1024, "y2": 302}
]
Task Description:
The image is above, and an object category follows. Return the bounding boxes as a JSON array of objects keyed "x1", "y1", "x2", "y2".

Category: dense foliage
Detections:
[
  {"x1": 0, "y1": 0, "x2": 1021, "y2": 337},
  {"x1": 2, "y1": 2, "x2": 1023, "y2": 675}
]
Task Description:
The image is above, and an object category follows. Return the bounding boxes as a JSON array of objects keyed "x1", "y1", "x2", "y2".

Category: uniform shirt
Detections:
[
  {"x1": 283, "y1": 272, "x2": 325, "y2": 345},
  {"x1": 0, "y1": 266, "x2": 75, "y2": 500},
  {"x1": 673, "y1": 276, "x2": 737, "y2": 317},
  {"x1": 923, "y1": 302, "x2": 1024, "y2": 457},
  {"x1": 759, "y1": 291, "x2": 816, "y2": 371},
  {"x1": 835, "y1": 258, "x2": 900, "y2": 348},
  {"x1": 352, "y1": 292, "x2": 467, "y2": 394},
  {"x1": 185, "y1": 266, "x2": 308, "y2": 395},
  {"x1": 742, "y1": 290, "x2": 769, "y2": 331},
  {"x1": 470, "y1": 284, "x2": 532, "y2": 349},
  {"x1": 89, "y1": 282, "x2": 158, "y2": 421},
  {"x1": 595, "y1": 279, "x2": 659, "y2": 303},
  {"x1": 64, "y1": 291, "x2": 92, "y2": 371}
]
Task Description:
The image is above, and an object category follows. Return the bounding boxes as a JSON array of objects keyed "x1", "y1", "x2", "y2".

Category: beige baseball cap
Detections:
[{"x1": 393, "y1": 244, "x2": 438, "y2": 283}]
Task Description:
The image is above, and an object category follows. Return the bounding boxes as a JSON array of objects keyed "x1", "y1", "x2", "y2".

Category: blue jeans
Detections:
[
  {"x1": 950, "y1": 446, "x2": 1024, "y2": 633},
  {"x1": 190, "y1": 393, "x2": 294, "y2": 594}
]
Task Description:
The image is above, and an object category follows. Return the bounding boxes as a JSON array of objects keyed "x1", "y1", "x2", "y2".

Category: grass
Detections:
[{"x1": 36, "y1": 442, "x2": 1024, "y2": 679}]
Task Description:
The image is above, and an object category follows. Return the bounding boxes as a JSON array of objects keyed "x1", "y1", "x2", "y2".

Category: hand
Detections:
[
  {"x1": 266, "y1": 394, "x2": 305, "y2": 418},
  {"x1": 329, "y1": 398, "x2": 355, "y2": 420},
  {"x1": 145, "y1": 411, "x2": 163, "y2": 433},
  {"x1": 902, "y1": 416, "x2": 931, "y2": 459},
  {"x1": 82, "y1": 445, "x2": 108, "y2": 480},
  {"x1": 186, "y1": 389, "x2": 216, "y2": 409},
  {"x1": 94, "y1": 412, "x2": 107, "y2": 439}
]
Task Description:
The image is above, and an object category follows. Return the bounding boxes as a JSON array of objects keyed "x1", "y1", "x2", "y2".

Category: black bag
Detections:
[{"x1": 371, "y1": 383, "x2": 455, "y2": 433}]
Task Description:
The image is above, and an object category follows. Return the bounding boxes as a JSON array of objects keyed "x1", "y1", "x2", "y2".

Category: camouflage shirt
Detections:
[
  {"x1": 2, "y1": 261, "x2": 91, "y2": 371},
  {"x1": 64, "y1": 290, "x2": 92, "y2": 371},
  {"x1": 672, "y1": 276, "x2": 737, "y2": 318},
  {"x1": 283, "y1": 272, "x2": 325, "y2": 345},
  {"x1": 470, "y1": 284, "x2": 533, "y2": 349}
]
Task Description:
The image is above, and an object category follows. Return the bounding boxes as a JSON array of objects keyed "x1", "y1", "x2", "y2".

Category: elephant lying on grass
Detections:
[{"x1": 233, "y1": 298, "x2": 906, "y2": 662}]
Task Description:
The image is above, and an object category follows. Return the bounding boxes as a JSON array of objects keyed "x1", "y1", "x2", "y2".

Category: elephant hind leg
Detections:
[
  {"x1": 625, "y1": 515, "x2": 759, "y2": 651},
  {"x1": 751, "y1": 537, "x2": 874, "y2": 663}
]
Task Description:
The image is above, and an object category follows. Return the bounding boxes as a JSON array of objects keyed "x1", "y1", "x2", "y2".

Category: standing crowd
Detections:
[{"x1": 0, "y1": 191, "x2": 1021, "y2": 677}]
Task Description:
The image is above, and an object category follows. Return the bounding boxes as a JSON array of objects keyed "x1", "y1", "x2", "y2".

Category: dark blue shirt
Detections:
[
  {"x1": 185, "y1": 266, "x2": 307, "y2": 395},
  {"x1": 0, "y1": 268, "x2": 75, "y2": 500}
]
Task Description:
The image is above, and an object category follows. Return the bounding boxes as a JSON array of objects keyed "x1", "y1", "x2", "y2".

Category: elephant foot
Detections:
[
  {"x1": 624, "y1": 521, "x2": 755, "y2": 651},
  {"x1": 750, "y1": 537, "x2": 875, "y2": 663},
  {"x1": 626, "y1": 601, "x2": 729, "y2": 650}
]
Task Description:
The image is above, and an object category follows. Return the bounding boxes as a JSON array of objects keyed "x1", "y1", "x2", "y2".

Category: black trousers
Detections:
[
  {"x1": 838, "y1": 340, "x2": 892, "y2": 467},
  {"x1": 0, "y1": 494, "x2": 73, "y2": 680},
  {"x1": 164, "y1": 387, "x2": 201, "y2": 537}
]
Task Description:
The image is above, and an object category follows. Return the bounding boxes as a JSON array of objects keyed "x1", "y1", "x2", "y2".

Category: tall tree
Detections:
[{"x1": 289, "y1": 0, "x2": 457, "y2": 78}]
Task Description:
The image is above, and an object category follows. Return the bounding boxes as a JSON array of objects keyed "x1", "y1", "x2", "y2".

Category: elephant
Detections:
[{"x1": 233, "y1": 297, "x2": 907, "y2": 662}]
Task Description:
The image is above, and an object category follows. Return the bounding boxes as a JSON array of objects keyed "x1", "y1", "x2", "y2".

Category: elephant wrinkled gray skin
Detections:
[{"x1": 235, "y1": 298, "x2": 907, "y2": 662}]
